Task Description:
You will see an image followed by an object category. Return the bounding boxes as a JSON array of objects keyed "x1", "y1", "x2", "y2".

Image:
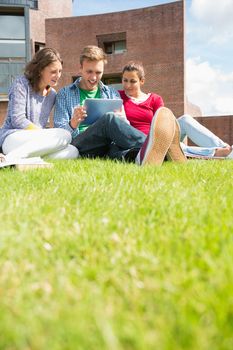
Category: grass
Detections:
[{"x1": 0, "y1": 159, "x2": 233, "y2": 350}]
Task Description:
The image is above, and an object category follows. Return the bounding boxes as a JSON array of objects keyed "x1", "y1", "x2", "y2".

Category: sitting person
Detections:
[
  {"x1": 0, "y1": 48, "x2": 78, "y2": 161},
  {"x1": 54, "y1": 45, "x2": 186, "y2": 166},
  {"x1": 119, "y1": 61, "x2": 233, "y2": 159}
]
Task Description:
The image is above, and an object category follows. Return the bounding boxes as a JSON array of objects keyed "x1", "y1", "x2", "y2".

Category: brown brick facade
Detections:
[
  {"x1": 45, "y1": 1, "x2": 185, "y2": 116},
  {"x1": 192, "y1": 116, "x2": 233, "y2": 146}
]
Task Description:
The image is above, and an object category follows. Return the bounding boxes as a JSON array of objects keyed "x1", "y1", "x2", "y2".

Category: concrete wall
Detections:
[
  {"x1": 45, "y1": 1, "x2": 185, "y2": 116},
  {"x1": 30, "y1": 0, "x2": 72, "y2": 54}
]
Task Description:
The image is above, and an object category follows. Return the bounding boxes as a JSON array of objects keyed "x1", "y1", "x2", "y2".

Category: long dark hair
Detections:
[{"x1": 24, "y1": 48, "x2": 63, "y2": 92}]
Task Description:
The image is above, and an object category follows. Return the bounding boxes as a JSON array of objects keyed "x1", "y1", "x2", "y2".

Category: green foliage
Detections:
[{"x1": 0, "y1": 159, "x2": 233, "y2": 350}]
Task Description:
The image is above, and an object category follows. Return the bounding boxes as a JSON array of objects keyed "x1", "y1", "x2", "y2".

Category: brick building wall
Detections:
[
  {"x1": 45, "y1": 1, "x2": 185, "y2": 116},
  {"x1": 192, "y1": 116, "x2": 233, "y2": 146}
]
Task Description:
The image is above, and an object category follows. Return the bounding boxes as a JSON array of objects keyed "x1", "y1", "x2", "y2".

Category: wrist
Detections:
[{"x1": 69, "y1": 119, "x2": 75, "y2": 129}]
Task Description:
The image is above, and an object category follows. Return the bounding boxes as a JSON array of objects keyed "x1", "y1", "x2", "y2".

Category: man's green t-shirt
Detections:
[{"x1": 78, "y1": 87, "x2": 101, "y2": 133}]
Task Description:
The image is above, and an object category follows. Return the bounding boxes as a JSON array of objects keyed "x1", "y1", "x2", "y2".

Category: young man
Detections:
[{"x1": 54, "y1": 45, "x2": 186, "y2": 165}]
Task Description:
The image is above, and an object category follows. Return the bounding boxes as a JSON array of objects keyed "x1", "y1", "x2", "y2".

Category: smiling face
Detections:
[
  {"x1": 122, "y1": 70, "x2": 145, "y2": 98},
  {"x1": 79, "y1": 59, "x2": 104, "y2": 91},
  {"x1": 39, "y1": 61, "x2": 62, "y2": 89}
]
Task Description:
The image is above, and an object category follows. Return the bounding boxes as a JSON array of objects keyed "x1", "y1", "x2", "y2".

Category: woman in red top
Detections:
[{"x1": 119, "y1": 61, "x2": 232, "y2": 158}]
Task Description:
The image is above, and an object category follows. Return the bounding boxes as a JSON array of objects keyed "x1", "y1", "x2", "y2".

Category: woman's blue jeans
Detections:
[{"x1": 177, "y1": 114, "x2": 227, "y2": 156}]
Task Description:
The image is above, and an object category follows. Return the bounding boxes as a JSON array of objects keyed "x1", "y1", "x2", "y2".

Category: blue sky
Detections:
[{"x1": 73, "y1": 0, "x2": 233, "y2": 116}]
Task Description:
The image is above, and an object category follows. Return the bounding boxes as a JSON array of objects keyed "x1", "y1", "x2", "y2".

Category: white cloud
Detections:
[
  {"x1": 191, "y1": 0, "x2": 233, "y2": 26},
  {"x1": 190, "y1": 0, "x2": 233, "y2": 44},
  {"x1": 186, "y1": 57, "x2": 233, "y2": 115}
]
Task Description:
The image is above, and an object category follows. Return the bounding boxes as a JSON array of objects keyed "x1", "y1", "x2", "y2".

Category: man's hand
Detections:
[
  {"x1": 70, "y1": 105, "x2": 87, "y2": 129},
  {"x1": 114, "y1": 105, "x2": 130, "y2": 124}
]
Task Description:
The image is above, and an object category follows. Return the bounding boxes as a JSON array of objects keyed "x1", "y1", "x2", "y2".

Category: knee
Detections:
[
  {"x1": 53, "y1": 128, "x2": 72, "y2": 143},
  {"x1": 67, "y1": 144, "x2": 79, "y2": 159},
  {"x1": 178, "y1": 114, "x2": 193, "y2": 124},
  {"x1": 48, "y1": 144, "x2": 79, "y2": 159},
  {"x1": 101, "y1": 112, "x2": 117, "y2": 123}
]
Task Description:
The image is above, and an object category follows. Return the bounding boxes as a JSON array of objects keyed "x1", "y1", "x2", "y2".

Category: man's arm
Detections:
[
  {"x1": 54, "y1": 88, "x2": 74, "y2": 134},
  {"x1": 107, "y1": 86, "x2": 121, "y2": 99}
]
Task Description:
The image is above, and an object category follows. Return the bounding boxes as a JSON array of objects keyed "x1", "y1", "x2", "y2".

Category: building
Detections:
[
  {"x1": 0, "y1": 0, "x2": 72, "y2": 124},
  {"x1": 46, "y1": 1, "x2": 186, "y2": 118},
  {"x1": 1, "y1": 0, "x2": 232, "y2": 145},
  {"x1": 45, "y1": 1, "x2": 233, "y2": 145}
]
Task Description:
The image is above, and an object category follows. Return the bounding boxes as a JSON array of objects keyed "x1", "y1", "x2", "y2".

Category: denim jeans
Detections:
[
  {"x1": 177, "y1": 114, "x2": 227, "y2": 157},
  {"x1": 178, "y1": 114, "x2": 227, "y2": 147},
  {"x1": 71, "y1": 112, "x2": 146, "y2": 160}
]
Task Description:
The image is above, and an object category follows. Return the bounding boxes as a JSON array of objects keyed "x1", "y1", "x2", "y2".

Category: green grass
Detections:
[{"x1": 0, "y1": 159, "x2": 233, "y2": 350}]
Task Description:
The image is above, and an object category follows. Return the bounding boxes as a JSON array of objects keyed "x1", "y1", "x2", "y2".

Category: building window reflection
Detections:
[{"x1": 0, "y1": 15, "x2": 26, "y2": 58}]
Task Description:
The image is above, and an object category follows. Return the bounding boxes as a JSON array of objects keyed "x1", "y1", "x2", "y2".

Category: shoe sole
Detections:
[
  {"x1": 167, "y1": 119, "x2": 187, "y2": 163},
  {"x1": 141, "y1": 107, "x2": 175, "y2": 166}
]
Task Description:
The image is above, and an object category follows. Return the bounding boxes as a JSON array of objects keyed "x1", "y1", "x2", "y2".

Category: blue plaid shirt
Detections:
[{"x1": 54, "y1": 77, "x2": 121, "y2": 138}]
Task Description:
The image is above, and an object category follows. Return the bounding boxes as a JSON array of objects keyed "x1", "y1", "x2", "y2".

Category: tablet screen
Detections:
[{"x1": 83, "y1": 98, "x2": 123, "y2": 125}]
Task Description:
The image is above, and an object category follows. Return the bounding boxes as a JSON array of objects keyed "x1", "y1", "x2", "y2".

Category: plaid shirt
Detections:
[{"x1": 54, "y1": 77, "x2": 121, "y2": 138}]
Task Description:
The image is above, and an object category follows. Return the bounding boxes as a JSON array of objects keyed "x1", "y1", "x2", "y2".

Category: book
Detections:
[
  {"x1": 83, "y1": 98, "x2": 123, "y2": 125},
  {"x1": 184, "y1": 152, "x2": 224, "y2": 160},
  {"x1": 0, "y1": 157, "x2": 53, "y2": 171}
]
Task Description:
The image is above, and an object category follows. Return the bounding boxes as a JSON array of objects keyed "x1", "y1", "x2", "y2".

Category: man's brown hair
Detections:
[{"x1": 80, "y1": 45, "x2": 107, "y2": 66}]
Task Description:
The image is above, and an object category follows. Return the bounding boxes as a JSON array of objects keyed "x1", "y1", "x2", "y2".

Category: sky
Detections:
[{"x1": 72, "y1": 0, "x2": 233, "y2": 116}]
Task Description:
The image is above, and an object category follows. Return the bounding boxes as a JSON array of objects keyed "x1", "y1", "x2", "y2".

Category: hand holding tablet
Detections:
[{"x1": 70, "y1": 105, "x2": 87, "y2": 129}]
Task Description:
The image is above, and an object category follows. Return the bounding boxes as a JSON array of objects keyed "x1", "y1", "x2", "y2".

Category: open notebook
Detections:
[{"x1": 0, "y1": 157, "x2": 53, "y2": 170}]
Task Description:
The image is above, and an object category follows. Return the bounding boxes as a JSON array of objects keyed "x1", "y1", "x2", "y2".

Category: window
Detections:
[
  {"x1": 35, "y1": 42, "x2": 45, "y2": 53},
  {"x1": 0, "y1": 11, "x2": 26, "y2": 96},
  {"x1": 97, "y1": 32, "x2": 127, "y2": 55},
  {"x1": 104, "y1": 40, "x2": 126, "y2": 55},
  {"x1": 0, "y1": 14, "x2": 26, "y2": 58},
  {"x1": 0, "y1": 1, "x2": 38, "y2": 9},
  {"x1": 102, "y1": 75, "x2": 122, "y2": 90}
]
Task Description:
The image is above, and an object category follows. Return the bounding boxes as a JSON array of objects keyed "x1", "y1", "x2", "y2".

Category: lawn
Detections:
[{"x1": 0, "y1": 159, "x2": 233, "y2": 350}]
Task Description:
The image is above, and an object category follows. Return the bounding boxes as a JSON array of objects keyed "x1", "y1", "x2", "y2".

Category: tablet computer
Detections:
[{"x1": 83, "y1": 98, "x2": 123, "y2": 125}]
